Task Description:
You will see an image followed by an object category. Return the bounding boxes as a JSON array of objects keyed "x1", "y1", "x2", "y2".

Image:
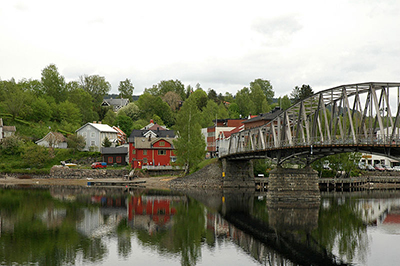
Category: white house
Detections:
[
  {"x1": 0, "y1": 118, "x2": 16, "y2": 140},
  {"x1": 76, "y1": 122, "x2": 118, "y2": 151},
  {"x1": 35, "y1": 132, "x2": 68, "y2": 149}
]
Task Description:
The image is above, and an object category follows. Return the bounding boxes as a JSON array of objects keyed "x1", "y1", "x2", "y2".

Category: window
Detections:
[
  {"x1": 143, "y1": 150, "x2": 147, "y2": 155},
  {"x1": 108, "y1": 157, "x2": 113, "y2": 164},
  {"x1": 143, "y1": 158, "x2": 148, "y2": 163},
  {"x1": 116, "y1": 156, "x2": 122, "y2": 163},
  {"x1": 158, "y1": 150, "x2": 166, "y2": 155},
  {"x1": 82, "y1": 132, "x2": 87, "y2": 138},
  {"x1": 91, "y1": 132, "x2": 96, "y2": 138},
  {"x1": 159, "y1": 141, "x2": 165, "y2": 146},
  {"x1": 91, "y1": 140, "x2": 96, "y2": 146},
  {"x1": 132, "y1": 149, "x2": 136, "y2": 154}
]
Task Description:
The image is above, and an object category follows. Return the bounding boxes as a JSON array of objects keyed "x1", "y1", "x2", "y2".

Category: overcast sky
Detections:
[{"x1": 1, "y1": 0, "x2": 399, "y2": 97}]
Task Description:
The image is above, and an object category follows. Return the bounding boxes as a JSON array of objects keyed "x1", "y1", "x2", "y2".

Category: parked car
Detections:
[
  {"x1": 393, "y1": 166, "x2": 400, "y2": 172},
  {"x1": 367, "y1": 165, "x2": 376, "y2": 171},
  {"x1": 374, "y1": 164, "x2": 385, "y2": 171},
  {"x1": 91, "y1": 162, "x2": 107, "y2": 169},
  {"x1": 358, "y1": 163, "x2": 366, "y2": 170}
]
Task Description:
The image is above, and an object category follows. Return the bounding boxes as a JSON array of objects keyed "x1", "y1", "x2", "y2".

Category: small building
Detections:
[
  {"x1": 76, "y1": 122, "x2": 118, "y2": 151},
  {"x1": 101, "y1": 98, "x2": 129, "y2": 112},
  {"x1": 35, "y1": 132, "x2": 68, "y2": 149},
  {"x1": 112, "y1": 126, "x2": 127, "y2": 145},
  {"x1": 0, "y1": 118, "x2": 16, "y2": 140},
  {"x1": 101, "y1": 146, "x2": 128, "y2": 165}
]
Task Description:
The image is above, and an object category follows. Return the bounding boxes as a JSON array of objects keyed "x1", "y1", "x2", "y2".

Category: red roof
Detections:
[{"x1": 383, "y1": 214, "x2": 400, "y2": 224}]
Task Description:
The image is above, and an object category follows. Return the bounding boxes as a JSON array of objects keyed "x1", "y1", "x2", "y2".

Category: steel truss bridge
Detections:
[{"x1": 219, "y1": 82, "x2": 400, "y2": 165}]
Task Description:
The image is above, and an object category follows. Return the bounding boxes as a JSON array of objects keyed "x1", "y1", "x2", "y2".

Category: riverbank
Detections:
[{"x1": 0, "y1": 175, "x2": 178, "y2": 189}]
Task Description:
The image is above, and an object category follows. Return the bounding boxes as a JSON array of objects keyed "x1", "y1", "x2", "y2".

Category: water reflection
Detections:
[{"x1": 1, "y1": 187, "x2": 400, "y2": 265}]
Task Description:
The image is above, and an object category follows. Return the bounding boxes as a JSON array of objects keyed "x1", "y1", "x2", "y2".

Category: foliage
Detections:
[
  {"x1": 235, "y1": 87, "x2": 255, "y2": 117},
  {"x1": 79, "y1": 74, "x2": 111, "y2": 106},
  {"x1": 290, "y1": 84, "x2": 314, "y2": 104},
  {"x1": 250, "y1": 78, "x2": 274, "y2": 104},
  {"x1": 117, "y1": 102, "x2": 140, "y2": 121},
  {"x1": 102, "y1": 136, "x2": 112, "y2": 147},
  {"x1": 21, "y1": 143, "x2": 50, "y2": 168},
  {"x1": 66, "y1": 134, "x2": 86, "y2": 153},
  {"x1": 114, "y1": 114, "x2": 133, "y2": 135},
  {"x1": 162, "y1": 91, "x2": 182, "y2": 112},
  {"x1": 0, "y1": 135, "x2": 24, "y2": 155},
  {"x1": 279, "y1": 95, "x2": 292, "y2": 110},
  {"x1": 173, "y1": 97, "x2": 206, "y2": 174},
  {"x1": 190, "y1": 88, "x2": 208, "y2": 111},
  {"x1": 145, "y1": 79, "x2": 186, "y2": 100},
  {"x1": 253, "y1": 159, "x2": 274, "y2": 176},
  {"x1": 102, "y1": 109, "x2": 116, "y2": 126},
  {"x1": 136, "y1": 93, "x2": 175, "y2": 127},
  {"x1": 118, "y1": 78, "x2": 134, "y2": 101},
  {"x1": 41, "y1": 64, "x2": 67, "y2": 103}
]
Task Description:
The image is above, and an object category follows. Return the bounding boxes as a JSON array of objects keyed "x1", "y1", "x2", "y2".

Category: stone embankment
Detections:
[
  {"x1": 169, "y1": 161, "x2": 223, "y2": 188},
  {"x1": 49, "y1": 165, "x2": 129, "y2": 179}
]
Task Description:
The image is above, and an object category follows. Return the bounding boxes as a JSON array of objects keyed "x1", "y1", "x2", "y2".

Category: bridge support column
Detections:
[
  {"x1": 267, "y1": 166, "x2": 320, "y2": 207},
  {"x1": 221, "y1": 158, "x2": 254, "y2": 188}
]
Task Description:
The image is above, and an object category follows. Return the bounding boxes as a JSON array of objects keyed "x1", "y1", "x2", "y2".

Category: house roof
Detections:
[
  {"x1": 102, "y1": 98, "x2": 129, "y2": 107},
  {"x1": 128, "y1": 129, "x2": 175, "y2": 142},
  {"x1": 242, "y1": 108, "x2": 284, "y2": 124},
  {"x1": 112, "y1": 126, "x2": 126, "y2": 136},
  {"x1": 101, "y1": 146, "x2": 128, "y2": 154},
  {"x1": 35, "y1": 132, "x2": 66, "y2": 144},
  {"x1": 76, "y1": 123, "x2": 118, "y2": 133},
  {"x1": 2, "y1": 126, "x2": 16, "y2": 132},
  {"x1": 134, "y1": 137, "x2": 174, "y2": 149}
]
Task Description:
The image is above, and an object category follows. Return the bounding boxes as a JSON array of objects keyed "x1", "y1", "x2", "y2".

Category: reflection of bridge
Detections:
[{"x1": 220, "y1": 82, "x2": 400, "y2": 165}]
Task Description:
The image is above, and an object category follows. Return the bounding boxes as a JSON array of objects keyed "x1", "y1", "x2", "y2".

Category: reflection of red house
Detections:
[
  {"x1": 128, "y1": 196, "x2": 177, "y2": 225},
  {"x1": 383, "y1": 214, "x2": 400, "y2": 224}
]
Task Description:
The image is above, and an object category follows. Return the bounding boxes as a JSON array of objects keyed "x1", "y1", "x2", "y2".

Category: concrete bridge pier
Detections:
[
  {"x1": 221, "y1": 158, "x2": 255, "y2": 188},
  {"x1": 267, "y1": 166, "x2": 321, "y2": 208}
]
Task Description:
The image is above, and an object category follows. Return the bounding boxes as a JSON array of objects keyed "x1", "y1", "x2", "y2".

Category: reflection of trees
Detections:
[
  {"x1": 0, "y1": 189, "x2": 107, "y2": 266},
  {"x1": 312, "y1": 197, "x2": 369, "y2": 263},
  {"x1": 135, "y1": 197, "x2": 206, "y2": 266}
]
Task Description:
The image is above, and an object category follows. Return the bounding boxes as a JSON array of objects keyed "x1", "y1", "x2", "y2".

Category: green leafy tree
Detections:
[
  {"x1": 2, "y1": 81, "x2": 26, "y2": 119},
  {"x1": 190, "y1": 88, "x2": 208, "y2": 111},
  {"x1": 0, "y1": 135, "x2": 24, "y2": 155},
  {"x1": 41, "y1": 64, "x2": 67, "y2": 103},
  {"x1": 173, "y1": 97, "x2": 206, "y2": 174},
  {"x1": 228, "y1": 103, "x2": 241, "y2": 119},
  {"x1": 290, "y1": 84, "x2": 314, "y2": 104},
  {"x1": 21, "y1": 144, "x2": 49, "y2": 168},
  {"x1": 66, "y1": 134, "x2": 85, "y2": 153},
  {"x1": 102, "y1": 136, "x2": 112, "y2": 147},
  {"x1": 207, "y1": 89, "x2": 219, "y2": 103},
  {"x1": 68, "y1": 87, "x2": 98, "y2": 123},
  {"x1": 79, "y1": 74, "x2": 111, "y2": 106},
  {"x1": 235, "y1": 87, "x2": 255, "y2": 117},
  {"x1": 250, "y1": 79, "x2": 274, "y2": 104},
  {"x1": 118, "y1": 78, "x2": 134, "y2": 101},
  {"x1": 115, "y1": 114, "x2": 133, "y2": 135},
  {"x1": 103, "y1": 109, "x2": 117, "y2": 126},
  {"x1": 200, "y1": 100, "x2": 219, "y2": 128},
  {"x1": 146, "y1": 80, "x2": 185, "y2": 100},
  {"x1": 28, "y1": 97, "x2": 52, "y2": 122},
  {"x1": 117, "y1": 103, "x2": 140, "y2": 120},
  {"x1": 136, "y1": 93, "x2": 175, "y2": 127},
  {"x1": 250, "y1": 84, "x2": 267, "y2": 114},
  {"x1": 53, "y1": 101, "x2": 82, "y2": 125},
  {"x1": 279, "y1": 95, "x2": 292, "y2": 110}
]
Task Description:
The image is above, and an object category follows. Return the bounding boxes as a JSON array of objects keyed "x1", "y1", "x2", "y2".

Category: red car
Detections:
[
  {"x1": 91, "y1": 162, "x2": 107, "y2": 169},
  {"x1": 374, "y1": 164, "x2": 385, "y2": 171}
]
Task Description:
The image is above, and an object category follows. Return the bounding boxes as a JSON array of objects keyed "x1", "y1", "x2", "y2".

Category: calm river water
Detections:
[{"x1": 0, "y1": 186, "x2": 399, "y2": 266}]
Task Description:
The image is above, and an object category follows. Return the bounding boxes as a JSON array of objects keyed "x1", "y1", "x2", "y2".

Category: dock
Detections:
[{"x1": 87, "y1": 180, "x2": 146, "y2": 187}]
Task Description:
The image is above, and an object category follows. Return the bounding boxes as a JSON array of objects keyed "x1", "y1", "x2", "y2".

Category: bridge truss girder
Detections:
[{"x1": 221, "y1": 82, "x2": 400, "y2": 165}]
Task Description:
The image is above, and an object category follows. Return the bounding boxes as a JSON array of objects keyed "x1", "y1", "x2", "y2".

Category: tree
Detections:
[
  {"x1": 118, "y1": 78, "x2": 134, "y2": 101},
  {"x1": 250, "y1": 84, "x2": 267, "y2": 114},
  {"x1": 41, "y1": 64, "x2": 67, "y2": 103},
  {"x1": 173, "y1": 97, "x2": 206, "y2": 174},
  {"x1": 279, "y1": 95, "x2": 292, "y2": 110},
  {"x1": 145, "y1": 80, "x2": 186, "y2": 100},
  {"x1": 235, "y1": 87, "x2": 255, "y2": 117},
  {"x1": 2, "y1": 80, "x2": 26, "y2": 119},
  {"x1": 190, "y1": 88, "x2": 208, "y2": 111},
  {"x1": 103, "y1": 109, "x2": 117, "y2": 126},
  {"x1": 162, "y1": 91, "x2": 182, "y2": 112},
  {"x1": 228, "y1": 103, "x2": 241, "y2": 119},
  {"x1": 79, "y1": 74, "x2": 111, "y2": 106},
  {"x1": 250, "y1": 79, "x2": 274, "y2": 104},
  {"x1": 207, "y1": 89, "x2": 219, "y2": 103},
  {"x1": 22, "y1": 144, "x2": 49, "y2": 168},
  {"x1": 290, "y1": 84, "x2": 314, "y2": 104},
  {"x1": 102, "y1": 136, "x2": 112, "y2": 147},
  {"x1": 66, "y1": 134, "x2": 85, "y2": 153},
  {"x1": 117, "y1": 103, "x2": 140, "y2": 120},
  {"x1": 68, "y1": 87, "x2": 98, "y2": 123},
  {"x1": 115, "y1": 114, "x2": 133, "y2": 135},
  {"x1": 136, "y1": 93, "x2": 175, "y2": 127},
  {"x1": 53, "y1": 101, "x2": 82, "y2": 125}
]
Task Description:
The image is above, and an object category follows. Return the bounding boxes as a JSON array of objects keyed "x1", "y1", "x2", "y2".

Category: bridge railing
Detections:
[{"x1": 219, "y1": 134, "x2": 400, "y2": 157}]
